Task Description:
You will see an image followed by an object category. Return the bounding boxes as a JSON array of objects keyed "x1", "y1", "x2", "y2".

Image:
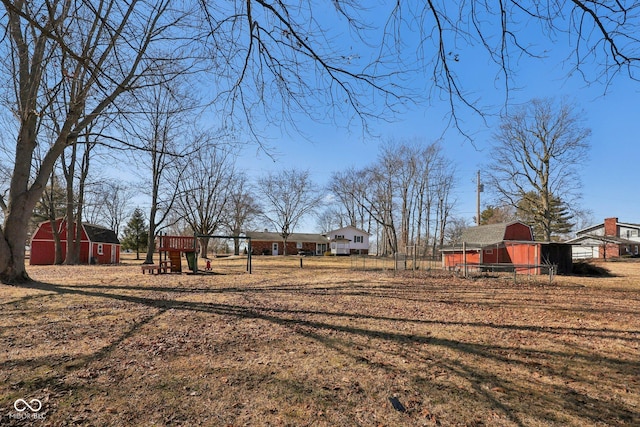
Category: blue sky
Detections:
[{"x1": 234, "y1": 7, "x2": 640, "y2": 233}]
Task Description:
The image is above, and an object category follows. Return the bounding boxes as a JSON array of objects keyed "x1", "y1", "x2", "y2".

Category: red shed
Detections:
[
  {"x1": 441, "y1": 221, "x2": 572, "y2": 275},
  {"x1": 30, "y1": 219, "x2": 120, "y2": 265}
]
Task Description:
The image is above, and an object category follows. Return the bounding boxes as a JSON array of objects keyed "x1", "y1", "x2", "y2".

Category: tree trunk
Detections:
[
  {"x1": 199, "y1": 236, "x2": 210, "y2": 259},
  {"x1": 63, "y1": 144, "x2": 79, "y2": 265},
  {"x1": 144, "y1": 217, "x2": 157, "y2": 265},
  {"x1": 50, "y1": 218, "x2": 64, "y2": 265},
  {"x1": 0, "y1": 206, "x2": 35, "y2": 283},
  {"x1": 233, "y1": 236, "x2": 240, "y2": 256}
]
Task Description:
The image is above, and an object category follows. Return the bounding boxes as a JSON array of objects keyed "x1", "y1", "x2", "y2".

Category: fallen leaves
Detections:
[{"x1": 0, "y1": 260, "x2": 638, "y2": 426}]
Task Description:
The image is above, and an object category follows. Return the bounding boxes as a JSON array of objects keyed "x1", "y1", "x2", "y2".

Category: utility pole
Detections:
[{"x1": 476, "y1": 170, "x2": 483, "y2": 225}]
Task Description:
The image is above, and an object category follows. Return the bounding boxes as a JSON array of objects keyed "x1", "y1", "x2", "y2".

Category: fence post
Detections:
[{"x1": 463, "y1": 242, "x2": 467, "y2": 278}]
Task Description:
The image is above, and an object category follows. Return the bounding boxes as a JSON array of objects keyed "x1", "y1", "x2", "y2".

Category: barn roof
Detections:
[
  {"x1": 83, "y1": 224, "x2": 120, "y2": 244},
  {"x1": 459, "y1": 222, "x2": 518, "y2": 246}
]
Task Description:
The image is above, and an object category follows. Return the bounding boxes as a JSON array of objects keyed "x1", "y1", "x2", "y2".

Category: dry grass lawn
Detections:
[{"x1": 1, "y1": 255, "x2": 639, "y2": 426}]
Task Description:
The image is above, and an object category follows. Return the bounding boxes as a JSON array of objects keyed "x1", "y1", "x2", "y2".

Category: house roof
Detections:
[
  {"x1": 566, "y1": 234, "x2": 638, "y2": 245},
  {"x1": 575, "y1": 220, "x2": 640, "y2": 236},
  {"x1": 245, "y1": 231, "x2": 328, "y2": 243},
  {"x1": 83, "y1": 224, "x2": 120, "y2": 244},
  {"x1": 326, "y1": 225, "x2": 371, "y2": 235}
]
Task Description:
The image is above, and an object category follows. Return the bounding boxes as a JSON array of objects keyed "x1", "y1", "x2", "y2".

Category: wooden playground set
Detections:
[{"x1": 140, "y1": 234, "x2": 252, "y2": 275}]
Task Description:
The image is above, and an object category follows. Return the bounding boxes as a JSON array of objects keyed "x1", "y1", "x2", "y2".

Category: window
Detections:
[
  {"x1": 484, "y1": 249, "x2": 493, "y2": 255},
  {"x1": 335, "y1": 234, "x2": 344, "y2": 240},
  {"x1": 97, "y1": 244, "x2": 104, "y2": 255},
  {"x1": 296, "y1": 242, "x2": 303, "y2": 249},
  {"x1": 354, "y1": 235, "x2": 363, "y2": 243}
]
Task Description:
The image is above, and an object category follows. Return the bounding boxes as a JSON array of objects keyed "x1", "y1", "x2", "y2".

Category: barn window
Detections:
[
  {"x1": 97, "y1": 244, "x2": 103, "y2": 255},
  {"x1": 485, "y1": 249, "x2": 493, "y2": 255}
]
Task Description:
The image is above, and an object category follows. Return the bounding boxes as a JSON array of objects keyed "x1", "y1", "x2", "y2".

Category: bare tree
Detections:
[
  {"x1": 487, "y1": 98, "x2": 590, "y2": 241},
  {"x1": 126, "y1": 79, "x2": 194, "y2": 264},
  {"x1": 0, "y1": 1, "x2": 404, "y2": 282},
  {"x1": 413, "y1": 142, "x2": 441, "y2": 251},
  {"x1": 258, "y1": 169, "x2": 322, "y2": 255},
  {"x1": 389, "y1": 2, "x2": 640, "y2": 132},
  {"x1": 0, "y1": 1, "x2": 195, "y2": 282},
  {"x1": 223, "y1": 174, "x2": 261, "y2": 255},
  {"x1": 61, "y1": 127, "x2": 99, "y2": 264},
  {"x1": 363, "y1": 163, "x2": 398, "y2": 255},
  {"x1": 334, "y1": 139, "x2": 455, "y2": 256},
  {"x1": 327, "y1": 168, "x2": 371, "y2": 232},
  {"x1": 94, "y1": 182, "x2": 134, "y2": 238},
  {"x1": 444, "y1": 216, "x2": 470, "y2": 245},
  {"x1": 176, "y1": 141, "x2": 236, "y2": 258},
  {"x1": 1, "y1": 1, "x2": 637, "y2": 282},
  {"x1": 433, "y1": 162, "x2": 457, "y2": 253}
]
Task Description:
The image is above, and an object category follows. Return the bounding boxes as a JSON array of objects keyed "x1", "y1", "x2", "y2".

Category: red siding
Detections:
[
  {"x1": 443, "y1": 251, "x2": 480, "y2": 268},
  {"x1": 505, "y1": 242, "x2": 540, "y2": 274},
  {"x1": 30, "y1": 219, "x2": 119, "y2": 265},
  {"x1": 90, "y1": 242, "x2": 120, "y2": 264},
  {"x1": 481, "y1": 246, "x2": 511, "y2": 264},
  {"x1": 504, "y1": 223, "x2": 533, "y2": 241}
]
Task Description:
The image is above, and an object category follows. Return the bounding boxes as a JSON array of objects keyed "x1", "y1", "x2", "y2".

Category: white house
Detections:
[
  {"x1": 325, "y1": 226, "x2": 370, "y2": 255},
  {"x1": 567, "y1": 217, "x2": 640, "y2": 259}
]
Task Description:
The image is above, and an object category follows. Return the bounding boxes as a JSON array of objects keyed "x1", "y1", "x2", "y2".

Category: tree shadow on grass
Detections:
[{"x1": 6, "y1": 279, "x2": 640, "y2": 426}]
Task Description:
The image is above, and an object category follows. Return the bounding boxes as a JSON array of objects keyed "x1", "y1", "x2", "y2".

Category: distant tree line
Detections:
[{"x1": 2, "y1": 1, "x2": 619, "y2": 281}]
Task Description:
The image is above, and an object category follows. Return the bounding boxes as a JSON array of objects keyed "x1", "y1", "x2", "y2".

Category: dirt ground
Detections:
[{"x1": 1, "y1": 256, "x2": 639, "y2": 426}]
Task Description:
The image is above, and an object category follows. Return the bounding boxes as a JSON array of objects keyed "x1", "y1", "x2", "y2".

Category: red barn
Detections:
[
  {"x1": 30, "y1": 219, "x2": 120, "y2": 265},
  {"x1": 441, "y1": 221, "x2": 572, "y2": 275}
]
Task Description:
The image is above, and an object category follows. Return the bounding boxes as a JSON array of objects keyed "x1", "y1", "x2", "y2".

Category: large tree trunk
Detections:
[
  {"x1": 0, "y1": 117, "x2": 50, "y2": 283},
  {"x1": 0, "y1": 196, "x2": 39, "y2": 283}
]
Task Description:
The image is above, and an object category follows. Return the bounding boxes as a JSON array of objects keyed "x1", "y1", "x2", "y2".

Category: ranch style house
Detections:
[{"x1": 246, "y1": 225, "x2": 370, "y2": 256}]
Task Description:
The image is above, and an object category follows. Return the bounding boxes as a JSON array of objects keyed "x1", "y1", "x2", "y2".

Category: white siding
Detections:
[{"x1": 327, "y1": 226, "x2": 370, "y2": 254}]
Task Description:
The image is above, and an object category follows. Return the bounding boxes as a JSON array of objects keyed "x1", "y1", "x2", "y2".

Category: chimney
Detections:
[{"x1": 604, "y1": 217, "x2": 618, "y2": 237}]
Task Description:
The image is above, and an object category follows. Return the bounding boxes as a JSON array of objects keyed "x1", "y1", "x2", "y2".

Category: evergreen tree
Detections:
[
  {"x1": 121, "y1": 209, "x2": 149, "y2": 260},
  {"x1": 517, "y1": 192, "x2": 574, "y2": 241}
]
